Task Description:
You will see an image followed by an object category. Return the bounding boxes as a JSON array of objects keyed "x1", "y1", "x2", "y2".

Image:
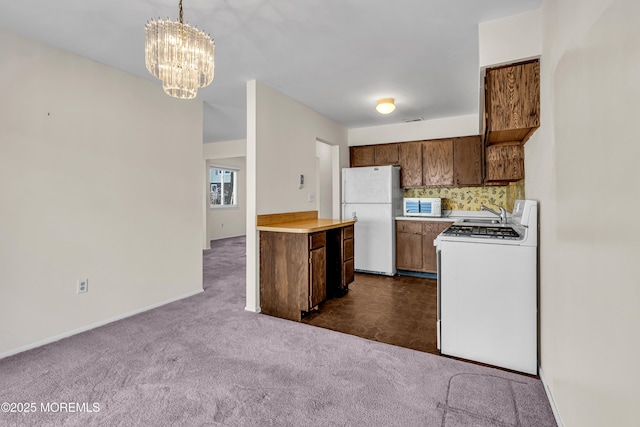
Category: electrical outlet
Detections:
[{"x1": 77, "y1": 278, "x2": 88, "y2": 294}]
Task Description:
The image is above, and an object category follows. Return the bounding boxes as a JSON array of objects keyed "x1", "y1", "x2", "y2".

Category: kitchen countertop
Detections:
[
  {"x1": 257, "y1": 219, "x2": 355, "y2": 233},
  {"x1": 395, "y1": 210, "x2": 507, "y2": 223}
]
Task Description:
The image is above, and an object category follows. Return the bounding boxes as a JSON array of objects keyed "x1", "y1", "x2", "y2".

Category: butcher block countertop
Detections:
[{"x1": 257, "y1": 211, "x2": 355, "y2": 233}]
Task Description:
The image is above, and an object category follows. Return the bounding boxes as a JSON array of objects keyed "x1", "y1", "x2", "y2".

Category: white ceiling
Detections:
[{"x1": 0, "y1": 0, "x2": 541, "y2": 143}]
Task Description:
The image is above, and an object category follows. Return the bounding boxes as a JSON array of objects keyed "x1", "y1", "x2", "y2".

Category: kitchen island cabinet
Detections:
[
  {"x1": 396, "y1": 219, "x2": 453, "y2": 274},
  {"x1": 258, "y1": 211, "x2": 355, "y2": 321}
]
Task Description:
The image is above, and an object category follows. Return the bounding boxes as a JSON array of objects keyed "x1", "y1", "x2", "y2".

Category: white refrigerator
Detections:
[{"x1": 342, "y1": 166, "x2": 403, "y2": 276}]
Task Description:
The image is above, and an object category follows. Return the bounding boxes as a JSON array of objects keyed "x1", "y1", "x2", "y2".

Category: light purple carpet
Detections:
[{"x1": 0, "y1": 236, "x2": 556, "y2": 426}]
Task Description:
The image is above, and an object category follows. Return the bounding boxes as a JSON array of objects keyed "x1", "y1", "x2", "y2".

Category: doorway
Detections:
[{"x1": 315, "y1": 139, "x2": 340, "y2": 219}]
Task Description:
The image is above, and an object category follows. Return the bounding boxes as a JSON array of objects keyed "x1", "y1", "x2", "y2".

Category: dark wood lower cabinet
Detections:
[
  {"x1": 396, "y1": 220, "x2": 453, "y2": 274},
  {"x1": 396, "y1": 221, "x2": 424, "y2": 271},
  {"x1": 260, "y1": 224, "x2": 354, "y2": 321}
]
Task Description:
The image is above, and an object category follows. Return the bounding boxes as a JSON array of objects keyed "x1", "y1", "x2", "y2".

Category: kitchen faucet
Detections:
[{"x1": 481, "y1": 204, "x2": 508, "y2": 224}]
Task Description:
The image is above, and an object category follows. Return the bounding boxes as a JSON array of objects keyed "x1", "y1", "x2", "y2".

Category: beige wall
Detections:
[
  {"x1": 0, "y1": 29, "x2": 204, "y2": 358},
  {"x1": 348, "y1": 114, "x2": 479, "y2": 146},
  {"x1": 527, "y1": 1, "x2": 640, "y2": 426},
  {"x1": 479, "y1": 9, "x2": 542, "y2": 68},
  {"x1": 245, "y1": 80, "x2": 349, "y2": 312},
  {"x1": 316, "y1": 140, "x2": 335, "y2": 219}
]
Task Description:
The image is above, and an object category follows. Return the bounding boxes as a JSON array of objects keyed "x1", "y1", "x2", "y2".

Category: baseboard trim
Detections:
[
  {"x1": 210, "y1": 234, "x2": 246, "y2": 242},
  {"x1": 0, "y1": 288, "x2": 204, "y2": 360},
  {"x1": 539, "y1": 365, "x2": 564, "y2": 427},
  {"x1": 244, "y1": 305, "x2": 261, "y2": 313}
]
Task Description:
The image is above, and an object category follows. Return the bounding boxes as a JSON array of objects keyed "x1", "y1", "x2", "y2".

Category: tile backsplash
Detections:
[{"x1": 405, "y1": 180, "x2": 524, "y2": 212}]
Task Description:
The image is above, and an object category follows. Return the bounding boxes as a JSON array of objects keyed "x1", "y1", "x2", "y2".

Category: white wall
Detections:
[
  {"x1": 527, "y1": 1, "x2": 640, "y2": 426},
  {"x1": 0, "y1": 29, "x2": 204, "y2": 358},
  {"x1": 203, "y1": 140, "x2": 247, "y2": 244},
  {"x1": 245, "y1": 80, "x2": 349, "y2": 312},
  {"x1": 348, "y1": 114, "x2": 479, "y2": 146}
]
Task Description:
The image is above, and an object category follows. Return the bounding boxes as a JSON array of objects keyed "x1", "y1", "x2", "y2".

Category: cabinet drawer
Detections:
[
  {"x1": 343, "y1": 225, "x2": 354, "y2": 240},
  {"x1": 396, "y1": 221, "x2": 423, "y2": 234},
  {"x1": 309, "y1": 232, "x2": 326, "y2": 250},
  {"x1": 343, "y1": 237, "x2": 354, "y2": 260}
]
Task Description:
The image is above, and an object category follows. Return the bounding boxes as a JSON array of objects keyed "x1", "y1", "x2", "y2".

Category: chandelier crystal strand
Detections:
[{"x1": 145, "y1": 0, "x2": 215, "y2": 99}]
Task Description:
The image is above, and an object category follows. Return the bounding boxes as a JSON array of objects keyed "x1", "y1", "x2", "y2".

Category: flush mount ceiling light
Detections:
[
  {"x1": 145, "y1": 0, "x2": 215, "y2": 99},
  {"x1": 376, "y1": 98, "x2": 396, "y2": 114}
]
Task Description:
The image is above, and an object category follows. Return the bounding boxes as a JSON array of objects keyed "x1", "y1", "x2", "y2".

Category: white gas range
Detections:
[{"x1": 434, "y1": 200, "x2": 538, "y2": 375}]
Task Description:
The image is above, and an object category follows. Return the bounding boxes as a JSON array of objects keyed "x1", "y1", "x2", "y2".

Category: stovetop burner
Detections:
[{"x1": 442, "y1": 224, "x2": 521, "y2": 240}]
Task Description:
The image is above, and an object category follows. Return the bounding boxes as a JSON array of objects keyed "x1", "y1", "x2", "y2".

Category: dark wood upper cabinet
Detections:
[
  {"x1": 350, "y1": 144, "x2": 399, "y2": 167},
  {"x1": 485, "y1": 144, "x2": 524, "y2": 183},
  {"x1": 350, "y1": 146, "x2": 375, "y2": 167},
  {"x1": 453, "y1": 136, "x2": 483, "y2": 186},
  {"x1": 423, "y1": 139, "x2": 454, "y2": 187},
  {"x1": 374, "y1": 143, "x2": 399, "y2": 166},
  {"x1": 485, "y1": 59, "x2": 540, "y2": 146},
  {"x1": 399, "y1": 141, "x2": 424, "y2": 188}
]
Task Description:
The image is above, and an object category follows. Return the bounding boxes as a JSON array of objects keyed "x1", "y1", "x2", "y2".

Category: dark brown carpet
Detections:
[{"x1": 0, "y1": 236, "x2": 556, "y2": 426}]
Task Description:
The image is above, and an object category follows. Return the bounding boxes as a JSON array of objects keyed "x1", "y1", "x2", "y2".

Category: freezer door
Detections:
[
  {"x1": 342, "y1": 166, "x2": 395, "y2": 204},
  {"x1": 342, "y1": 202, "x2": 395, "y2": 276}
]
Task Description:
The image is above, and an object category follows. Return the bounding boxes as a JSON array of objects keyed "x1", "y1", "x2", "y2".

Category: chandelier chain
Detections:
[{"x1": 179, "y1": 0, "x2": 183, "y2": 24}]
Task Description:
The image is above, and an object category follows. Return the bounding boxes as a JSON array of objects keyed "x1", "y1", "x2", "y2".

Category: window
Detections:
[{"x1": 209, "y1": 166, "x2": 238, "y2": 208}]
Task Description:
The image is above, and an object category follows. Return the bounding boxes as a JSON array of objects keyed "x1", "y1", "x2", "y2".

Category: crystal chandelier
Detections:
[{"x1": 145, "y1": 0, "x2": 215, "y2": 99}]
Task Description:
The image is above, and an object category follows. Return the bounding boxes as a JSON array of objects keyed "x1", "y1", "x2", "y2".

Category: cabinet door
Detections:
[
  {"x1": 399, "y1": 141, "x2": 423, "y2": 188},
  {"x1": 350, "y1": 146, "x2": 375, "y2": 167},
  {"x1": 374, "y1": 143, "x2": 399, "y2": 166},
  {"x1": 422, "y1": 222, "x2": 453, "y2": 273},
  {"x1": 423, "y1": 139, "x2": 454, "y2": 187},
  {"x1": 486, "y1": 60, "x2": 540, "y2": 144},
  {"x1": 488, "y1": 60, "x2": 540, "y2": 132},
  {"x1": 396, "y1": 221, "x2": 424, "y2": 271},
  {"x1": 309, "y1": 246, "x2": 326, "y2": 308},
  {"x1": 485, "y1": 144, "x2": 524, "y2": 182},
  {"x1": 454, "y1": 136, "x2": 483, "y2": 186},
  {"x1": 342, "y1": 225, "x2": 355, "y2": 287}
]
